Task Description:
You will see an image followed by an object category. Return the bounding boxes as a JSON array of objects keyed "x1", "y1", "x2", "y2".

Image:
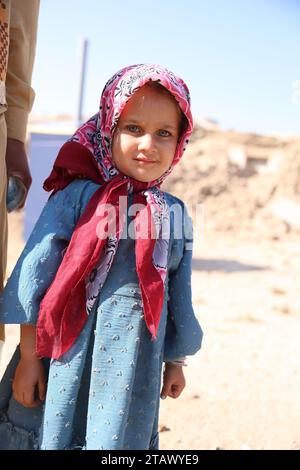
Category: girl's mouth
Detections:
[{"x1": 134, "y1": 158, "x2": 156, "y2": 164}]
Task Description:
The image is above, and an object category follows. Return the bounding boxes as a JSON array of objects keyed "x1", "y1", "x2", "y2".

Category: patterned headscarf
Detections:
[{"x1": 36, "y1": 64, "x2": 193, "y2": 359}]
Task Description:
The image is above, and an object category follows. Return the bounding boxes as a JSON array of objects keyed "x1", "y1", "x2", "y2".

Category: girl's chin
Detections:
[{"x1": 128, "y1": 168, "x2": 157, "y2": 182}]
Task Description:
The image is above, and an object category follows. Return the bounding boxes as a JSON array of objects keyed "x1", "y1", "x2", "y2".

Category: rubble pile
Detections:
[{"x1": 162, "y1": 124, "x2": 300, "y2": 240}]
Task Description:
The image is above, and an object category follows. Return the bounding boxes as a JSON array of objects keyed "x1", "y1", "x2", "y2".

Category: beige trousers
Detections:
[{"x1": 0, "y1": 113, "x2": 7, "y2": 342}]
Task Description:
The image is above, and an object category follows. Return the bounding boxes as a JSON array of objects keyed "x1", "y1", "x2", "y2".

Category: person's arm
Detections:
[
  {"x1": 5, "y1": 0, "x2": 40, "y2": 203},
  {"x1": 0, "y1": 181, "x2": 99, "y2": 405},
  {"x1": 161, "y1": 205, "x2": 203, "y2": 400},
  {"x1": 13, "y1": 324, "x2": 46, "y2": 408},
  {"x1": 163, "y1": 206, "x2": 203, "y2": 363},
  {"x1": 6, "y1": 0, "x2": 39, "y2": 142}
]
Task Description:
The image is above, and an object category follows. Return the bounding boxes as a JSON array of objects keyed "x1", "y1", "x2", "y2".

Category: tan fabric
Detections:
[
  {"x1": 0, "y1": 113, "x2": 7, "y2": 342},
  {"x1": 0, "y1": 1, "x2": 39, "y2": 342},
  {"x1": 0, "y1": 0, "x2": 40, "y2": 142}
]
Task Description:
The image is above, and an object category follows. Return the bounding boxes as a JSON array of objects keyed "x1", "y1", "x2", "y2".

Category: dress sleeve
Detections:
[
  {"x1": 163, "y1": 206, "x2": 203, "y2": 362},
  {"x1": 0, "y1": 180, "x2": 98, "y2": 325}
]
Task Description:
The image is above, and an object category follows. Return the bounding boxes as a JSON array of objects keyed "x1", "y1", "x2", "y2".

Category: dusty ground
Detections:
[
  {"x1": 160, "y1": 232, "x2": 300, "y2": 450},
  {"x1": 1, "y1": 211, "x2": 300, "y2": 450}
]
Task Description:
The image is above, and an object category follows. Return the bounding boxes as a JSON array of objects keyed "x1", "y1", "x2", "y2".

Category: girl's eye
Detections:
[
  {"x1": 126, "y1": 125, "x2": 141, "y2": 133},
  {"x1": 158, "y1": 130, "x2": 171, "y2": 137}
]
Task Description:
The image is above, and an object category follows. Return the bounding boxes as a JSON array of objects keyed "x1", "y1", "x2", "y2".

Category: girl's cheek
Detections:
[
  {"x1": 120, "y1": 134, "x2": 136, "y2": 151},
  {"x1": 112, "y1": 132, "x2": 137, "y2": 158}
]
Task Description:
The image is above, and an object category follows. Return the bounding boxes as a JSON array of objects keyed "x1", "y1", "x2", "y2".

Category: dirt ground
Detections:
[
  {"x1": 160, "y1": 232, "x2": 300, "y2": 450},
  {"x1": 1, "y1": 211, "x2": 300, "y2": 450}
]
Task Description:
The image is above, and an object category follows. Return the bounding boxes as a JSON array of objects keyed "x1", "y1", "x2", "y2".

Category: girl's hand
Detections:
[
  {"x1": 12, "y1": 356, "x2": 46, "y2": 408},
  {"x1": 160, "y1": 363, "x2": 186, "y2": 400}
]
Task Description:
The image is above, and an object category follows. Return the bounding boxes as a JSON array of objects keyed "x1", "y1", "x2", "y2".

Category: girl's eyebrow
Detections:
[{"x1": 122, "y1": 118, "x2": 177, "y2": 130}]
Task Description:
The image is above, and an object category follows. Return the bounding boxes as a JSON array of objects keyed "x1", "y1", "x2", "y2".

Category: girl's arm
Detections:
[
  {"x1": 161, "y1": 204, "x2": 202, "y2": 400},
  {"x1": 164, "y1": 206, "x2": 203, "y2": 362},
  {"x1": 0, "y1": 181, "x2": 99, "y2": 406},
  {"x1": 12, "y1": 325, "x2": 46, "y2": 408}
]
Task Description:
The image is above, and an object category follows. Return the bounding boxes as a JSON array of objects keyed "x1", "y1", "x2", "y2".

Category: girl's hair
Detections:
[{"x1": 145, "y1": 81, "x2": 189, "y2": 140}]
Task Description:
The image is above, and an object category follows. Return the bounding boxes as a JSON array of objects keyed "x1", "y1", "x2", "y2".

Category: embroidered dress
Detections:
[{"x1": 0, "y1": 179, "x2": 202, "y2": 450}]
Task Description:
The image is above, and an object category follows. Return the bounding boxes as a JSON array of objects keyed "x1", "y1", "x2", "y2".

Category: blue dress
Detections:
[{"x1": 0, "y1": 179, "x2": 203, "y2": 450}]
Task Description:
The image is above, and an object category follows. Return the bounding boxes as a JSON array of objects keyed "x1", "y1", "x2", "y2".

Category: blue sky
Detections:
[{"x1": 31, "y1": 0, "x2": 300, "y2": 135}]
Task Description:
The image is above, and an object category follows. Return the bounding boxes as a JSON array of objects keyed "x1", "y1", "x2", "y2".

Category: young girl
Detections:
[{"x1": 0, "y1": 64, "x2": 203, "y2": 450}]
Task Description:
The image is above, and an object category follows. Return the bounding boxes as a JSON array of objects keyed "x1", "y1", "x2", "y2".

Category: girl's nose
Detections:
[{"x1": 137, "y1": 133, "x2": 156, "y2": 153}]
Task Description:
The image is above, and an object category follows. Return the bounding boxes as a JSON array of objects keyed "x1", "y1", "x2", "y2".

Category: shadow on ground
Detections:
[{"x1": 192, "y1": 258, "x2": 271, "y2": 273}]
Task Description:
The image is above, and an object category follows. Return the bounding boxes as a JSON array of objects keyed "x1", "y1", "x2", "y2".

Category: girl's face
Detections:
[{"x1": 111, "y1": 85, "x2": 181, "y2": 182}]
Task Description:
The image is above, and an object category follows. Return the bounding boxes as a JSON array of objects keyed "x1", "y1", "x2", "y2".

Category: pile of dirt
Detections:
[{"x1": 162, "y1": 125, "x2": 300, "y2": 241}]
